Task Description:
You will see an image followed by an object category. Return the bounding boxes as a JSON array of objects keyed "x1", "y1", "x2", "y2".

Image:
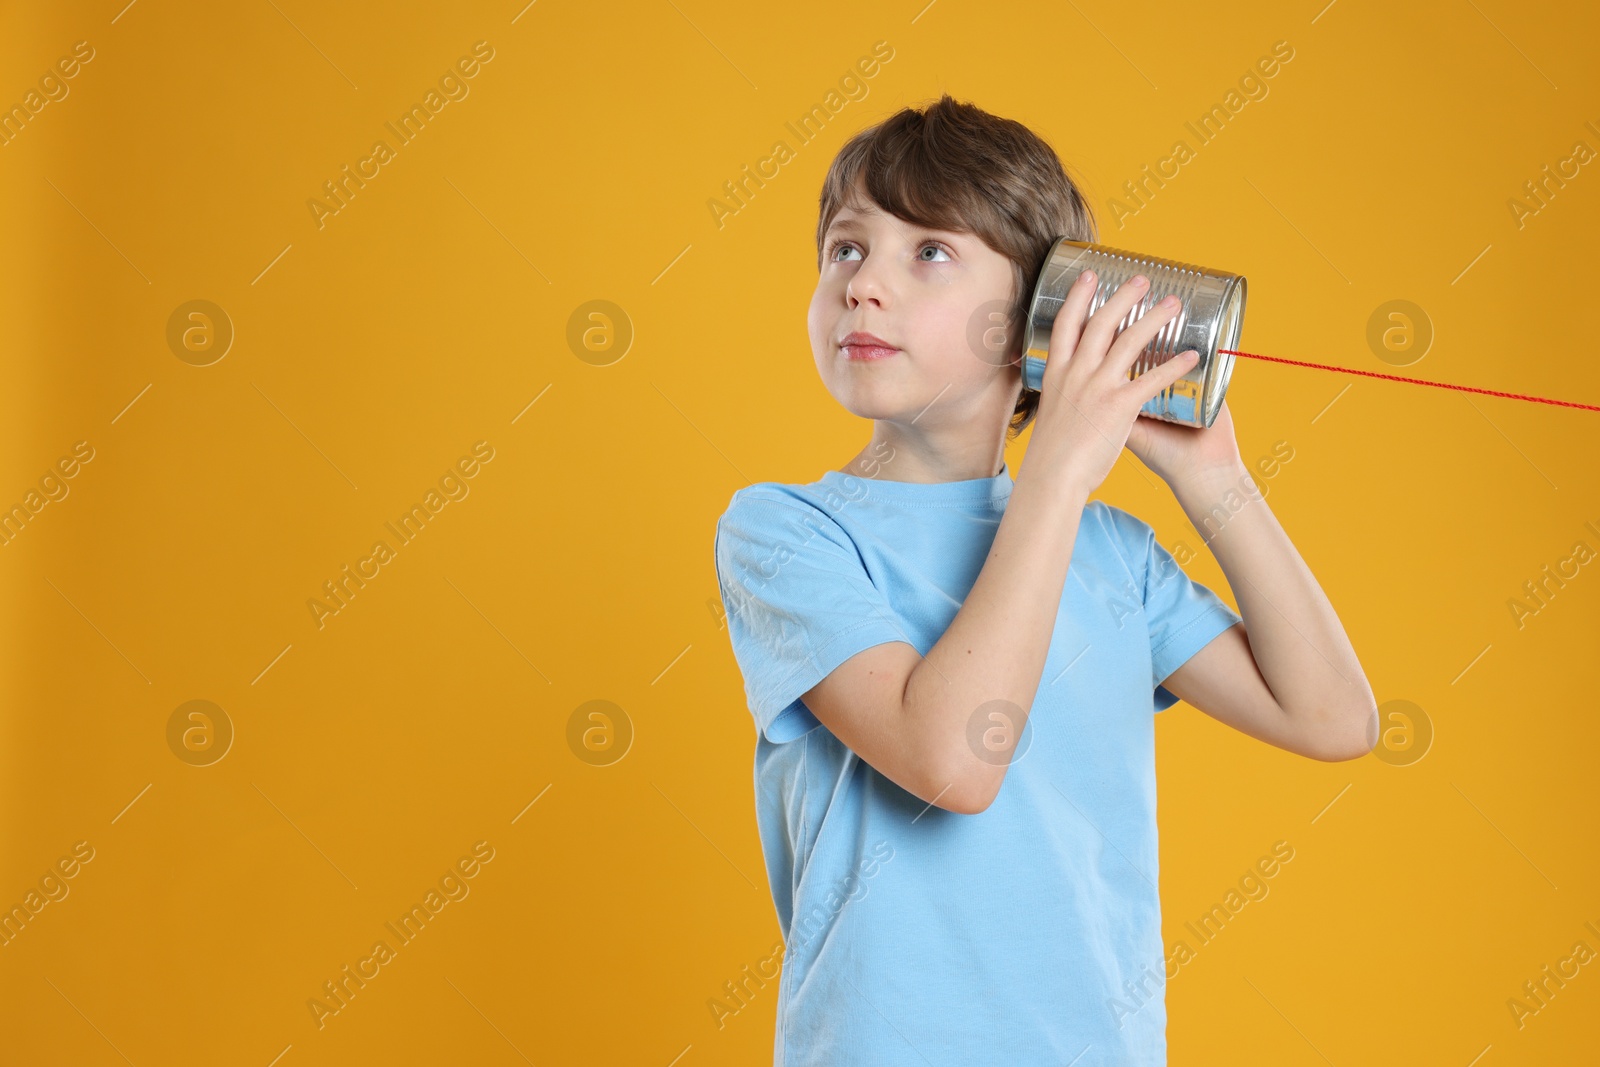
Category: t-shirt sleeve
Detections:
[
  {"x1": 714, "y1": 491, "x2": 912, "y2": 743},
  {"x1": 1104, "y1": 504, "x2": 1243, "y2": 712}
]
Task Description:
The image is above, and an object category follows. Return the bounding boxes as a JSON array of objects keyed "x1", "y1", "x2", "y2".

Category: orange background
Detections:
[{"x1": 2, "y1": 1, "x2": 1597, "y2": 1063}]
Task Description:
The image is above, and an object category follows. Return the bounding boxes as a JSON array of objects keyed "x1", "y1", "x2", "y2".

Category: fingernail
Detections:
[
  {"x1": 1080, "y1": 270, "x2": 1095, "y2": 285},
  {"x1": 1132, "y1": 275, "x2": 1148, "y2": 288}
]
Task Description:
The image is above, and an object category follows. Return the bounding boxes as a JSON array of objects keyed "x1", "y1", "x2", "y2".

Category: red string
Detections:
[{"x1": 1218, "y1": 349, "x2": 1600, "y2": 413}]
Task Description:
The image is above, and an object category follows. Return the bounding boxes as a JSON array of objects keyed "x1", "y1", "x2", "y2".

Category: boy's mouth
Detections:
[{"x1": 840, "y1": 331, "x2": 900, "y2": 361}]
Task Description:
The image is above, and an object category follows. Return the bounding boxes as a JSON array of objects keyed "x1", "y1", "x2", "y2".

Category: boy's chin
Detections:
[{"x1": 830, "y1": 392, "x2": 917, "y2": 424}]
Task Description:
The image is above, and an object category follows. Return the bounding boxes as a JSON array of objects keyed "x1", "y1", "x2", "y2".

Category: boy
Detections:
[{"x1": 713, "y1": 94, "x2": 1377, "y2": 1065}]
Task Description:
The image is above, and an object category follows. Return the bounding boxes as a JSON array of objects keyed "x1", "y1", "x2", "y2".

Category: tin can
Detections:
[{"x1": 1020, "y1": 238, "x2": 1247, "y2": 428}]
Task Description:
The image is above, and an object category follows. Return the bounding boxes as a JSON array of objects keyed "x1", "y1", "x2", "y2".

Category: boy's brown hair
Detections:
[{"x1": 815, "y1": 93, "x2": 1097, "y2": 440}]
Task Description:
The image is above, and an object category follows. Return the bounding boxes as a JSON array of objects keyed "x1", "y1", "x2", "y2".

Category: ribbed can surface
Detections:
[{"x1": 1020, "y1": 239, "x2": 1247, "y2": 428}]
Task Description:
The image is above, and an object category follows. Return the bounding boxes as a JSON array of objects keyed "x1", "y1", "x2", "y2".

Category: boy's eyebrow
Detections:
[{"x1": 826, "y1": 214, "x2": 971, "y2": 242}]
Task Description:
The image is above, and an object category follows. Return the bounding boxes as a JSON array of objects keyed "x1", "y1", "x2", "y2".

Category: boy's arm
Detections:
[
  {"x1": 802, "y1": 472, "x2": 1092, "y2": 815},
  {"x1": 1158, "y1": 462, "x2": 1379, "y2": 761}
]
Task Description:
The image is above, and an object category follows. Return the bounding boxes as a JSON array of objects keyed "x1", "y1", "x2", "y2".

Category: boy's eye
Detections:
[{"x1": 826, "y1": 239, "x2": 952, "y2": 263}]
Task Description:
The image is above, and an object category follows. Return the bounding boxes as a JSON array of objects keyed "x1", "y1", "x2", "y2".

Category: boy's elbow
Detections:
[
  {"x1": 1302, "y1": 700, "x2": 1381, "y2": 762},
  {"x1": 947, "y1": 784, "x2": 997, "y2": 816},
  {"x1": 962, "y1": 785, "x2": 1002, "y2": 815},
  {"x1": 897, "y1": 691, "x2": 1019, "y2": 814},
  {"x1": 922, "y1": 758, "x2": 1003, "y2": 815},
  {"x1": 1308, "y1": 740, "x2": 1372, "y2": 763},
  {"x1": 909, "y1": 773, "x2": 985, "y2": 815},
  {"x1": 938, "y1": 784, "x2": 997, "y2": 816}
]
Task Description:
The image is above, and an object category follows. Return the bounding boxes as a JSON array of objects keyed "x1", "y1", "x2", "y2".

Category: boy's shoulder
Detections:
[
  {"x1": 715, "y1": 477, "x2": 852, "y2": 554},
  {"x1": 718, "y1": 473, "x2": 860, "y2": 527},
  {"x1": 713, "y1": 478, "x2": 870, "y2": 599},
  {"x1": 720, "y1": 479, "x2": 820, "y2": 517},
  {"x1": 1082, "y1": 497, "x2": 1161, "y2": 570},
  {"x1": 1086, "y1": 497, "x2": 1150, "y2": 534}
]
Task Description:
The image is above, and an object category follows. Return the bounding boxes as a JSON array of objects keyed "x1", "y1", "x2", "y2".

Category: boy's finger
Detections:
[
  {"x1": 1075, "y1": 274, "x2": 1153, "y2": 375},
  {"x1": 1041, "y1": 268, "x2": 1099, "y2": 388},
  {"x1": 1129, "y1": 349, "x2": 1199, "y2": 405},
  {"x1": 1100, "y1": 294, "x2": 1182, "y2": 387}
]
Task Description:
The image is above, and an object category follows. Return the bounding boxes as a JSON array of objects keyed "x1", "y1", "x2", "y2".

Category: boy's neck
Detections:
[{"x1": 839, "y1": 427, "x2": 1007, "y2": 484}]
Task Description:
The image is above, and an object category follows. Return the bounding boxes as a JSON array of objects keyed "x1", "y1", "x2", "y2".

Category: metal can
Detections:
[{"x1": 1020, "y1": 238, "x2": 1247, "y2": 428}]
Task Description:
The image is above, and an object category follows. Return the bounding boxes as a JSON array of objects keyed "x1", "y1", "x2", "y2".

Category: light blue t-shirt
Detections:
[{"x1": 713, "y1": 465, "x2": 1243, "y2": 1066}]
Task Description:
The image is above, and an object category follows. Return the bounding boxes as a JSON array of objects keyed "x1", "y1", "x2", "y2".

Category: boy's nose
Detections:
[{"x1": 847, "y1": 272, "x2": 886, "y2": 307}]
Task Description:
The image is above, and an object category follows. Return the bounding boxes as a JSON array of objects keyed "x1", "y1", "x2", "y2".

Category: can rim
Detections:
[
  {"x1": 1200, "y1": 276, "x2": 1246, "y2": 426},
  {"x1": 1020, "y1": 235, "x2": 1076, "y2": 368}
]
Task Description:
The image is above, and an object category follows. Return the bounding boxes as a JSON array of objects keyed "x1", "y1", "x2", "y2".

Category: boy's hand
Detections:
[
  {"x1": 1020, "y1": 270, "x2": 1199, "y2": 498},
  {"x1": 1125, "y1": 398, "x2": 1247, "y2": 488}
]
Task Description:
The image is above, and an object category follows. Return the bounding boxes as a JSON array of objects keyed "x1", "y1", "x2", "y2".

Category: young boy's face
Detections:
[{"x1": 808, "y1": 189, "x2": 1020, "y2": 433}]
